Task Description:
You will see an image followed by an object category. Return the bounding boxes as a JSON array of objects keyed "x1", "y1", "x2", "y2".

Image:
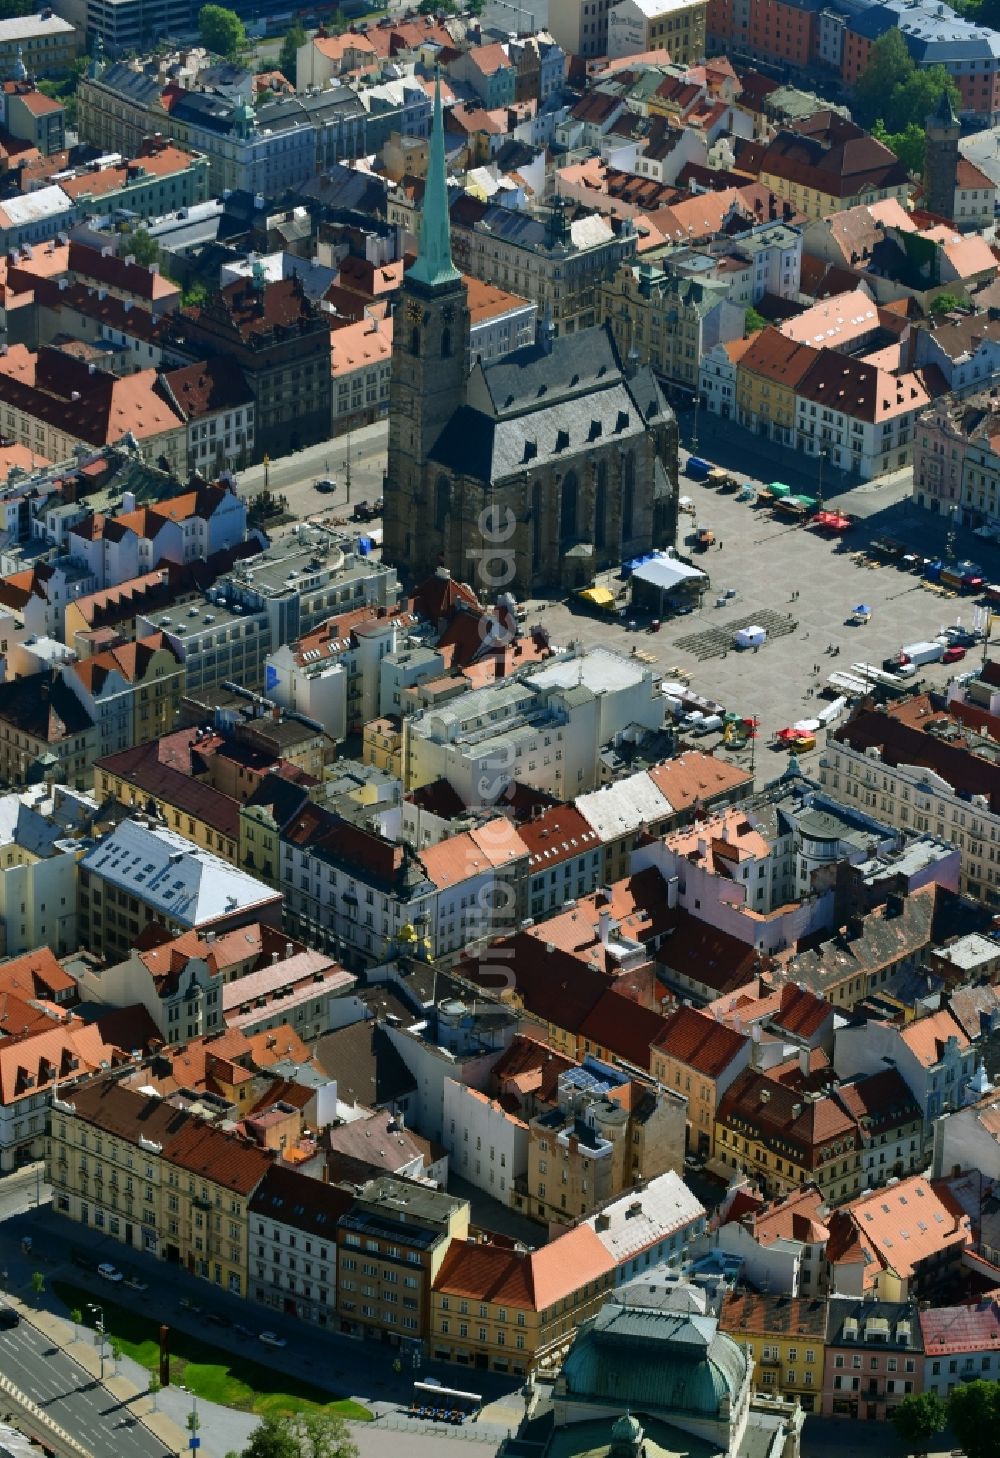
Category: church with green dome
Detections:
[{"x1": 509, "y1": 1286, "x2": 802, "y2": 1458}]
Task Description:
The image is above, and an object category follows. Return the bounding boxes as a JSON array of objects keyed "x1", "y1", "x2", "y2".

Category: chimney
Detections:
[
  {"x1": 799, "y1": 1046, "x2": 810, "y2": 1078},
  {"x1": 599, "y1": 910, "x2": 610, "y2": 945}
]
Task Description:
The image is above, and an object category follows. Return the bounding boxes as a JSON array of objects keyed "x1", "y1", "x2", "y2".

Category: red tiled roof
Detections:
[{"x1": 652, "y1": 1005, "x2": 748, "y2": 1077}]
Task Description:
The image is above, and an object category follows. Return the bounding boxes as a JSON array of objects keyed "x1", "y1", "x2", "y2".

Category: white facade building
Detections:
[{"x1": 441, "y1": 1077, "x2": 529, "y2": 1203}]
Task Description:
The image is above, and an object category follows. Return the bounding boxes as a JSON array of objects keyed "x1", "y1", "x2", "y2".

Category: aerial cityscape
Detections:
[{"x1": 3, "y1": 0, "x2": 1000, "y2": 1454}]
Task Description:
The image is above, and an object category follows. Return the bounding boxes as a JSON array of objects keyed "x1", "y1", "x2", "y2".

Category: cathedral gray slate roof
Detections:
[{"x1": 429, "y1": 325, "x2": 669, "y2": 484}]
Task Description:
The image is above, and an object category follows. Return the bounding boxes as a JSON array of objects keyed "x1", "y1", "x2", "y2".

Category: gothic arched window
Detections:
[
  {"x1": 622, "y1": 452, "x2": 636, "y2": 540},
  {"x1": 441, "y1": 327, "x2": 452, "y2": 358},
  {"x1": 410, "y1": 327, "x2": 420, "y2": 357},
  {"x1": 560, "y1": 470, "x2": 578, "y2": 546},
  {"x1": 531, "y1": 481, "x2": 542, "y2": 568},
  {"x1": 435, "y1": 475, "x2": 451, "y2": 531},
  {"x1": 595, "y1": 460, "x2": 608, "y2": 551}
]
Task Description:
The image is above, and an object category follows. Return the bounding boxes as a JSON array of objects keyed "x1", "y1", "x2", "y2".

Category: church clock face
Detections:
[{"x1": 406, "y1": 300, "x2": 423, "y2": 324}]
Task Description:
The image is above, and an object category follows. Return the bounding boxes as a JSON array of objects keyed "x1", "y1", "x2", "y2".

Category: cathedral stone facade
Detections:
[{"x1": 385, "y1": 84, "x2": 678, "y2": 599}]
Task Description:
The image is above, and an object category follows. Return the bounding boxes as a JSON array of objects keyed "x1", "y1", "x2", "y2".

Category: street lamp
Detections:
[
  {"x1": 86, "y1": 1303, "x2": 105, "y2": 1381},
  {"x1": 181, "y1": 1386, "x2": 200, "y2": 1455},
  {"x1": 691, "y1": 390, "x2": 700, "y2": 457},
  {"x1": 817, "y1": 446, "x2": 827, "y2": 509}
]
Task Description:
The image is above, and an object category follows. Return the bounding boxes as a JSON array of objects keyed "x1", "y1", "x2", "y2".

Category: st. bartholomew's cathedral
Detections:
[{"x1": 384, "y1": 82, "x2": 678, "y2": 598}]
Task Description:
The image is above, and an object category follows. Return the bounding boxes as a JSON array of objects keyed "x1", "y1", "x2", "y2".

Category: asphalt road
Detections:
[{"x1": 0, "y1": 1316, "x2": 168, "y2": 1458}]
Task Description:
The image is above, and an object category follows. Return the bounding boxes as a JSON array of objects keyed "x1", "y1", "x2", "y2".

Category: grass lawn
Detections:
[{"x1": 53, "y1": 1281, "x2": 371, "y2": 1421}]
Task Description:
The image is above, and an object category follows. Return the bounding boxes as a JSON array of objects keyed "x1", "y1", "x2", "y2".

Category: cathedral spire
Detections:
[{"x1": 409, "y1": 76, "x2": 460, "y2": 291}]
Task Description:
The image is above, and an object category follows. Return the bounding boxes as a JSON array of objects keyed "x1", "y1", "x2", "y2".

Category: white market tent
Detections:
[
  {"x1": 630, "y1": 554, "x2": 707, "y2": 592},
  {"x1": 734, "y1": 624, "x2": 767, "y2": 649}
]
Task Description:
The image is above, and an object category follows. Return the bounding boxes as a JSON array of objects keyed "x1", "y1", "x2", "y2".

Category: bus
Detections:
[{"x1": 411, "y1": 1381, "x2": 483, "y2": 1422}]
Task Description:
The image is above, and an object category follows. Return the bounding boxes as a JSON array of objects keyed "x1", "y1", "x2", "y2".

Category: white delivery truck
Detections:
[{"x1": 900, "y1": 640, "x2": 945, "y2": 667}]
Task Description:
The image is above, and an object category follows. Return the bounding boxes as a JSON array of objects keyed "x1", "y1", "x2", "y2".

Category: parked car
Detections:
[
  {"x1": 943, "y1": 644, "x2": 967, "y2": 663},
  {"x1": 0, "y1": 1306, "x2": 19, "y2": 1329},
  {"x1": 204, "y1": 1311, "x2": 231, "y2": 1328},
  {"x1": 314, "y1": 478, "x2": 336, "y2": 494},
  {"x1": 258, "y1": 1331, "x2": 287, "y2": 1348},
  {"x1": 124, "y1": 1276, "x2": 149, "y2": 1293},
  {"x1": 233, "y1": 1322, "x2": 254, "y2": 1338},
  {"x1": 97, "y1": 1263, "x2": 123, "y2": 1283}
]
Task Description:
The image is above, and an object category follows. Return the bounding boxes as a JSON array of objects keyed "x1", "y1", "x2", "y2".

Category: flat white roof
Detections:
[
  {"x1": 0, "y1": 185, "x2": 72, "y2": 228},
  {"x1": 529, "y1": 646, "x2": 648, "y2": 696},
  {"x1": 82, "y1": 819, "x2": 280, "y2": 927},
  {"x1": 586, "y1": 1170, "x2": 706, "y2": 1263},
  {"x1": 576, "y1": 770, "x2": 672, "y2": 840},
  {"x1": 0, "y1": 13, "x2": 74, "y2": 39}
]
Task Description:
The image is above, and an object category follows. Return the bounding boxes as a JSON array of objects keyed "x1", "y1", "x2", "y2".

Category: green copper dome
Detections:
[
  {"x1": 611, "y1": 1413, "x2": 643, "y2": 1444},
  {"x1": 561, "y1": 1307, "x2": 748, "y2": 1420}
]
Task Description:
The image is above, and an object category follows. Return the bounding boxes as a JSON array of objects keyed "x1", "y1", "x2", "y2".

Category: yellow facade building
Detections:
[{"x1": 720, "y1": 1291, "x2": 827, "y2": 1413}]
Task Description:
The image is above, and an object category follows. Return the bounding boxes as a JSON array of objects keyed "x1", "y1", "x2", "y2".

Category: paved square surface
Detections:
[{"x1": 528, "y1": 432, "x2": 999, "y2": 786}]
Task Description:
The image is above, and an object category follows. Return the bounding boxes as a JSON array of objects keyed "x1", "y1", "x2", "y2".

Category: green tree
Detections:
[
  {"x1": 891, "y1": 1392, "x2": 947, "y2": 1456},
  {"x1": 122, "y1": 227, "x2": 159, "y2": 268},
  {"x1": 948, "y1": 1381, "x2": 1000, "y2": 1458},
  {"x1": 854, "y1": 28, "x2": 912, "y2": 126},
  {"x1": 279, "y1": 22, "x2": 306, "y2": 85},
  {"x1": 198, "y1": 4, "x2": 246, "y2": 58},
  {"x1": 871, "y1": 118, "x2": 925, "y2": 174},
  {"x1": 181, "y1": 280, "x2": 208, "y2": 308},
  {"x1": 240, "y1": 1415, "x2": 358, "y2": 1458},
  {"x1": 854, "y1": 29, "x2": 960, "y2": 132},
  {"x1": 30, "y1": 1271, "x2": 44, "y2": 1304},
  {"x1": 885, "y1": 63, "x2": 960, "y2": 133},
  {"x1": 70, "y1": 1307, "x2": 83, "y2": 1326},
  {"x1": 744, "y1": 306, "x2": 767, "y2": 336},
  {"x1": 931, "y1": 292, "x2": 964, "y2": 313}
]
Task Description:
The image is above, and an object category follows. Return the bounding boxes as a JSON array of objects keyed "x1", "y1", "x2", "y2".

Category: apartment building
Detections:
[
  {"x1": 335, "y1": 1176, "x2": 469, "y2": 1343},
  {"x1": 249, "y1": 1163, "x2": 353, "y2": 1327},
  {"x1": 519, "y1": 1057, "x2": 685, "y2": 1226},
  {"x1": 920, "y1": 1301, "x2": 1000, "y2": 1398},
  {"x1": 429, "y1": 1223, "x2": 616, "y2": 1375},
  {"x1": 0, "y1": 13, "x2": 76, "y2": 76},
  {"x1": 163, "y1": 1117, "x2": 273, "y2": 1295},
  {"x1": 441, "y1": 1079, "x2": 529, "y2": 1204},
  {"x1": 607, "y1": 0, "x2": 708, "y2": 59},
  {"x1": 162, "y1": 275, "x2": 331, "y2": 460},
  {"x1": 0, "y1": 346, "x2": 185, "y2": 470},
  {"x1": 820, "y1": 697, "x2": 1000, "y2": 903},
  {"x1": 443, "y1": 195, "x2": 637, "y2": 337},
  {"x1": 0, "y1": 670, "x2": 96, "y2": 790},
  {"x1": 650, "y1": 1007, "x2": 751, "y2": 1158},
  {"x1": 141, "y1": 527, "x2": 399, "y2": 698},
  {"x1": 47, "y1": 1078, "x2": 186, "y2": 1256},
  {"x1": 330, "y1": 317, "x2": 392, "y2": 436},
  {"x1": 720, "y1": 1292, "x2": 827, "y2": 1412},
  {"x1": 58, "y1": 138, "x2": 210, "y2": 223},
  {"x1": 603, "y1": 264, "x2": 744, "y2": 393},
  {"x1": 0, "y1": 783, "x2": 97, "y2": 958},
  {"x1": 78, "y1": 819, "x2": 282, "y2": 963},
  {"x1": 834, "y1": 1009, "x2": 976, "y2": 1138},
  {"x1": 716, "y1": 1068, "x2": 865, "y2": 1204},
  {"x1": 825, "y1": 1176, "x2": 972, "y2": 1299},
  {"x1": 67, "y1": 633, "x2": 184, "y2": 762},
  {"x1": 406, "y1": 647, "x2": 664, "y2": 803},
  {"x1": 756, "y1": 114, "x2": 911, "y2": 219},
  {"x1": 824, "y1": 1299, "x2": 922, "y2": 1420}
]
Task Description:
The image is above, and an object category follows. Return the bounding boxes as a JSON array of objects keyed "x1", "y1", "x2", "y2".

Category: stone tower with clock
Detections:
[{"x1": 385, "y1": 79, "x2": 470, "y2": 572}]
